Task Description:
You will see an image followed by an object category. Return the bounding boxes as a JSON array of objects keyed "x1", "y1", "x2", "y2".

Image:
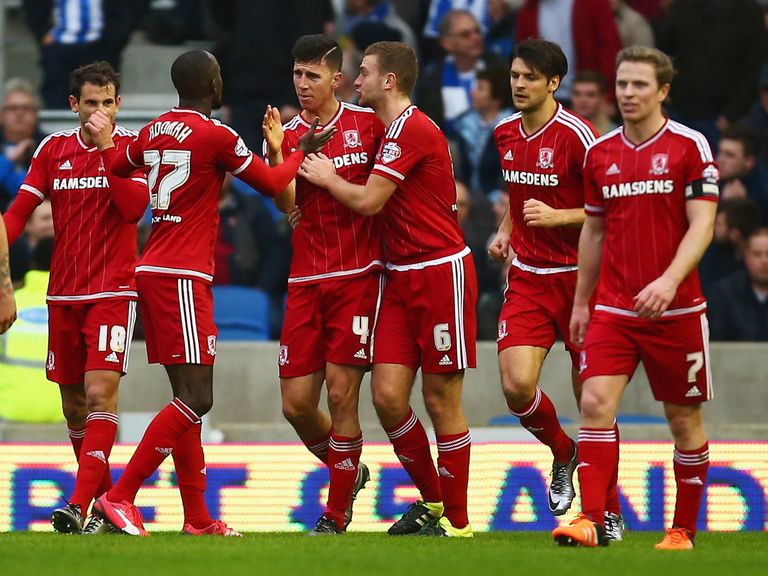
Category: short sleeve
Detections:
[
  {"x1": 214, "y1": 124, "x2": 254, "y2": 175},
  {"x1": 370, "y1": 123, "x2": 423, "y2": 184},
  {"x1": 684, "y1": 138, "x2": 719, "y2": 202},
  {"x1": 19, "y1": 138, "x2": 51, "y2": 200},
  {"x1": 583, "y1": 147, "x2": 604, "y2": 216}
]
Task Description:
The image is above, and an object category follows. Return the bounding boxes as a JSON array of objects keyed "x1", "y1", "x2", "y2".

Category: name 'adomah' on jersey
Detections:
[
  {"x1": 370, "y1": 105, "x2": 465, "y2": 264},
  {"x1": 584, "y1": 119, "x2": 720, "y2": 315},
  {"x1": 125, "y1": 108, "x2": 256, "y2": 283},
  {"x1": 493, "y1": 104, "x2": 597, "y2": 268},
  {"x1": 274, "y1": 102, "x2": 385, "y2": 284},
  {"x1": 19, "y1": 126, "x2": 145, "y2": 303}
]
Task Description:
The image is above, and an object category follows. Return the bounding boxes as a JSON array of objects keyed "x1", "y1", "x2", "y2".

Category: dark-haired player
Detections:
[
  {"x1": 300, "y1": 41, "x2": 476, "y2": 538},
  {"x1": 489, "y1": 39, "x2": 623, "y2": 539},
  {"x1": 553, "y1": 46, "x2": 718, "y2": 550},
  {"x1": 2, "y1": 61, "x2": 147, "y2": 533},
  {"x1": 263, "y1": 34, "x2": 385, "y2": 535},
  {"x1": 88, "y1": 50, "x2": 333, "y2": 536}
]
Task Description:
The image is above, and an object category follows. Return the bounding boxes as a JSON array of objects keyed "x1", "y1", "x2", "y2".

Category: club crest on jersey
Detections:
[
  {"x1": 207, "y1": 335, "x2": 217, "y2": 356},
  {"x1": 380, "y1": 141, "x2": 402, "y2": 164},
  {"x1": 650, "y1": 153, "x2": 669, "y2": 175},
  {"x1": 279, "y1": 345, "x2": 289, "y2": 366},
  {"x1": 536, "y1": 147, "x2": 554, "y2": 169},
  {"x1": 343, "y1": 130, "x2": 361, "y2": 148}
]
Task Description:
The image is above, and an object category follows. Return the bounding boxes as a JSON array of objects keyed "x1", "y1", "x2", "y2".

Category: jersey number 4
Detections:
[{"x1": 144, "y1": 149, "x2": 191, "y2": 210}]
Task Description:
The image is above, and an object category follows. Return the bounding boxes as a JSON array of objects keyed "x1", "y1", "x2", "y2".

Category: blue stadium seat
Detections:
[{"x1": 212, "y1": 286, "x2": 271, "y2": 341}]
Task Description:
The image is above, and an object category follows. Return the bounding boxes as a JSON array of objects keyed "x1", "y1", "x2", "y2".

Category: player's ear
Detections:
[
  {"x1": 68, "y1": 95, "x2": 79, "y2": 113},
  {"x1": 331, "y1": 71, "x2": 342, "y2": 90},
  {"x1": 115, "y1": 94, "x2": 122, "y2": 113},
  {"x1": 549, "y1": 75, "x2": 560, "y2": 93}
]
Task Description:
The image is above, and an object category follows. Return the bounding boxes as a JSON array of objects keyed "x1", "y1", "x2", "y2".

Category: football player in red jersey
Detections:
[
  {"x1": 2, "y1": 61, "x2": 148, "y2": 533},
  {"x1": 553, "y1": 46, "x2": 718, "y2": 550},
  {"x1": 86, "y1": 50, "x2": 333, "y2": 537},
  {"x1": 489, "y1": 39, "x2": 623, "y2": 538},
  {"x1": 300, "y1": 41, "x2": 477, "y2": 538},
  {"x1": 263, "y1": 35, "x2": 385, "y2": 535}
]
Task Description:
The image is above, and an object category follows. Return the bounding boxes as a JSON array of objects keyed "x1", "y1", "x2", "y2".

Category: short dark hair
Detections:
[
  {"x1": 572, "y1": 70, "x2": 607, "y2": 94},
  {"x1": 721, "y1": 123, "x2": 760, "y2": 159},
  {"x1": 512, "y1": 39, "x2": 568, "y2": 84},
  {"x1": 69, "y1": 61, "x2": 120, "y2": 101},
  {"x1": 292, "y1": 34, "x2": 342, "y2": 72},
  {"x1": 476, "y1": 66, "x2": 513, "y2": 109},
  {"x1": 719, "y1": 197, "x2": 762, "y2": 238},
  {"x1": 364, "y1": 41, "x2": 418, "y2": 96},
  {"x1": 748, "y1": 226, "x2": 768, "y2": 247},
  {"x1": 171, "y1": 50, "x2": 219, "y2": 100}
]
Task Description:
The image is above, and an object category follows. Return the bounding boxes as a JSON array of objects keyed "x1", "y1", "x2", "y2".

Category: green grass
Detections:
[{"x1": 0, "y1": 532, "x2": 765, "y2": 576}]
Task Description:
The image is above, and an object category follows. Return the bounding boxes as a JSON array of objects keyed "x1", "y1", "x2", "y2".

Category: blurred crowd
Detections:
[{"x1": 3, "y1": 0, "x2": 768, "y2": 341}]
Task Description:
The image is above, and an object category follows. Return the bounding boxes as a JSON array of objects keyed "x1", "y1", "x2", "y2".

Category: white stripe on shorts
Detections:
[
  {"x1": 122, "y1": 300, "x2": 137, "y2": 372},
  {"x1": 369, "y1": 274, "x2": 386, "y2": 362},
  {"x1": 451, "y1": 258, "x2": 468, "y2": 369},
  {"x1": 700, "y1": 313, "x2": 714, "y2": 400},
  {"x1": 178, "y1": 279, "x2": 200, "y2": 363}
]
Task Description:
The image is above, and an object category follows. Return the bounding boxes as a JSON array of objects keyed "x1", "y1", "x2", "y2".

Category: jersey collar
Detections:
[
  {"x1": 297, "y1": 101, "x2": 344, "y2": 129},
  {"x1": 518, "y1": 102, "x2": 561, "y2": 142},
  {"x1": 620, "y1": 118, "x2": 669, "y2": 151}
]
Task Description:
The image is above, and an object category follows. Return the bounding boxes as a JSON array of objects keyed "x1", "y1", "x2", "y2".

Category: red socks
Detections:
[
  {"x1": 172, "y1": 421, "x2": 213, "y2": 529},
  {"x1": 385, "y1": 409, "x2": 441, "y2": 503},
  {"x1": 305, "y1": 430, "x2": 331, "y2": 464},
  {"x1": 577, "y1": 427, "x2": 619, "y2": 526},
  {"x1": 436, "y1": 431, "x2": 471, "y2": 529},
  {"x1": 604, "y1": 419, "x2": 621, "y2": 515},
  {"x1": 509, "y1": 388, "x2": 574, "y2": 463},
  {"x1": 324, "y1": 433, "x2": 363, "y2": 530},
  {"x1": 69, "y1": 412, "x2": 118, "y2": 513},
  {"x1": 672, "y1": 443, "x2": 709, "y2": 535},
  {"x1": 108, "y1": 398, "x2": 198, "y2": 503}
]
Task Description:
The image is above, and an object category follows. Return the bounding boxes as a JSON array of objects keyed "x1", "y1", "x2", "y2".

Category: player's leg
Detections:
[
  {"x1": 280, "y1": 284, "x2": 332, "y2": 463},
  {"x1": 315, "y1": 362, "x2": 366, "y2": 533},
  {"x1": 419, "y1": 370, "x2": 472, "y2": 537},
  {"x1": 645, "y1": 313, "x2": 712, "y2": 550}
]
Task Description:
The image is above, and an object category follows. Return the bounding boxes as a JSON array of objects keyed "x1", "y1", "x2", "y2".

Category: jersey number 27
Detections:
[{"x1": 144, "y1": 149, "x2": 191, "y2": 210}]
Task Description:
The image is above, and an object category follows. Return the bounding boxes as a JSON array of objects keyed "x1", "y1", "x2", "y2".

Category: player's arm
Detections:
[
  {"x1": 262, "y1": 105, "x2": 296, "y2": 213},
  {"x1": 104, "y1": 164, "x2": 149, "y2": 223},
  {"x1": 236, "y1": 119, "x2": 334, "y2": 197},
  {"x1": 0, "y1": 213, "x2": 17, "y2": 333},
  {"x1": 2, "y1": 192, "x2": 42, "y2": 245},
  {"x1": 488, "y1": 205, "x2": 513, "y2": 262},
  {"x1": 570, "y1": 214, "x2": 605, "y2": 346},
  {"x1": 523, "y1": 199, "x2": 585, "y2": 228},
  {"x1": 298, "y1": 153, "x2": 396, "y2": 216},
  {"x1": 633, "y1": 199, "x2": 717, "y2": 318}
]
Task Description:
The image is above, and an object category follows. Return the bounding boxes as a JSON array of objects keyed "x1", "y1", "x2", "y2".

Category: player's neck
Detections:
[
  {"x1": 302, "y1": 98, "x2": 340, "y2": 126},
  {"x1": 622, "y1": 111, "x2": 666, "y2": 145},
  {"x1": 79, "y1": 123, "x2": 94, "y2": 146},
  {"x1": 521, "y1": 97, "x2": 558, "y2": 135},
  {"x1": 378, "y1": 94, "x2": 412, "y2": 128},
  {"x1": 177, "y1": 98, "x2": 211, "y2": 117}
]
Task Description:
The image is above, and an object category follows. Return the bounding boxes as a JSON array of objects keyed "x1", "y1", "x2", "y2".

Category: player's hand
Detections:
[
  {"x1": 0, "y1": 286, "x2": 17, "y2": 334},
  {"x1": 84, "y1": 110, "x2": 116, "y2": 151},
  {"x1": 523, "y1": 199, "x2": 561, "y2": 228},
  {"x1": 298, "y1": 153, "x2": 336, "y2": 188},
  {"x1": 262, "y1": 105, "x2": 284, "y2": 155},
  {"x1": 488, "y1": 230, "x2": 513, "y2": 262},
  {"x1": 633, "y1": 274, "x2": 677, "y2": 319},
  {"x1": 297, "y1": 118, "x2": 336, "y2": 154},
  {"x1": 569, "y1": 302, "x2": 590, "y2": 347},
  {"x1": 288, "y1": 206, "x2": 302, "y2": 229}
]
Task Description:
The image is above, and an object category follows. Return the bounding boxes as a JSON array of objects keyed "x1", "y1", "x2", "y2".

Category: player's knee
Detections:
[
  {"x1": 84, "y1": 385, "x2": 118, "y2": 414},
  {"x1": 578, "y1": 388, "x2": 606, "y2": 421},
  {"x1": 372, "y1": 387, "x2": 405, "y2": 420},
  {"x1": 282, "y1": 397, "x2": 314, "y2": 423},
  {"x1": 666, "y1": 406, "x2": 702, "y2": 442},
  {"x1": 326, "y1": 385, "x2": 356, "y2": 414},
  {"x1": 61, "y1": 400, "x2": 87, "y2": 426}
]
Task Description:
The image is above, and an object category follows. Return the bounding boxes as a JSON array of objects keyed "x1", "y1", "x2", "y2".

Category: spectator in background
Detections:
[
  {"x1": 208, "y1": 0, "x2": 335, "y2": 149},
  {"x1": 453, "y1": 66, "x2": 513, "y2": 195},
  {"x1": 22, "y1": 0, "x2": 149, "y2": 108},
  {"x1": 658, "y1": 0, "x2": 767, "y2": 150},
  {"x1": 717, "y1": 123, "x2": 768, "y2": 215},
  {"x1": 485, "y1": 0, "x2": 519, "y2": 60},
  {"x1": 416, "y1": 9, "x2": 505, "y2": 131},
  {"x1": 570, "y1": 70, "x2": 618, "y2": 135},
  {"x1": 9, "y1": 199, "x2": 54, "y2": 288},
  {"x1": 422, "y1": 0, "x2": 491, "y2": 61},
  {"x1": 708, "y1": 227, "x2": 768, "y2": 341},
  {"x1": 515, "y1": 0, "x2": 622, "y2": 103},
  {"x1": 699, "y1": 197, "x2": 762, "y2": 292},
  {"x1": 741, "y1": 63, "x2": 768, "y2": 164},
  {"x1": 610, "y1": 0, "x2": 654, "y2": 48},
  {"x1": 337, "y1": 0, "x2": 418, "y2": 51}
]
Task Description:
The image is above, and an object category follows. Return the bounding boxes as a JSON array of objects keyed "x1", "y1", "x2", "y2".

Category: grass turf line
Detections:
[{"x1": 0, "y1": 532, "x2": 765, "y2": 576}]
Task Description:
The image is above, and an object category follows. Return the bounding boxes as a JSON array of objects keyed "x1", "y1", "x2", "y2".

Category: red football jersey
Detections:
[
  {"x1": 494, "y1": 104, "x2": 597, "y2": 268},
  {"x1": 126, "y1": 108, "x2": 257, "y2": 282},
  {"x1": 276, "y1": 102, "x2": 385, "y2": 284},
  {"x1": 19, "y1": 126, "x2": 144, "y2": 303},
  {"x1": 370, "y1": 105, "x2": 465, "y2": 264},
  {"x1": 583, "y1": 120, "x2": 720, "y2": 315}
]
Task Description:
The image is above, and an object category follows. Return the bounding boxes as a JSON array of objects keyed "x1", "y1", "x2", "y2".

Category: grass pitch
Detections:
[{"x1": 0, "y1": 531, "x2": 765, "y2": 576}]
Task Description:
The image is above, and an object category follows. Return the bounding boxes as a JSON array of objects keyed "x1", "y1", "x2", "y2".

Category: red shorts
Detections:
[
  {"x1": 373, "y1": 251, "x2": 477, "y2": 373},
  {"x1": 137, "y1": 275, "x2": 217, "y2": 366},
  {"x1": 47, "y1": 299, "x2": 138, "y2": 385},
  {"x1": 278, "y1": 273, "x2": 384, "y2": 378},
  {"x1": 497, "y1": 264, "x2": 579, "y2": 365},
  {"x1": 579, "y1": 310, "x2": 713, "y2": 404}
]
